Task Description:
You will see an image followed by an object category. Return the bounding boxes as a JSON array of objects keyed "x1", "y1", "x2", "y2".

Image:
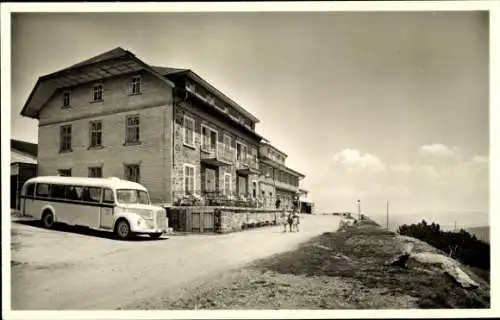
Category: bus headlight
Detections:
[{"x1": 137, "y1": 218, "x2": 145, "y2": 226}]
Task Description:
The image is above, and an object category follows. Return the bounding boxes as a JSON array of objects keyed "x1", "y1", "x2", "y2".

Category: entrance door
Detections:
[
  {"x1": 204, "y1": 167, "x2": 217, "y2": 194},
  {"x1": 203, "y1": 212, "x2": 214, "y2": 232},
  {"x1": 100, "y1": 188, "x2": 115, "y2": 230},
  {"x1": 237, "y1": 175, "x2": 248, "y2": 197},
  {"x1": 11, "y1": 175, "x2": 18, "y2": 209}
]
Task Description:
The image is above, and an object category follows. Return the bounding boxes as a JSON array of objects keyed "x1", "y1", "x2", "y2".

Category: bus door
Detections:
[
  {"x1": 22, "y1": 183, "x2": 37, "y2": 217},
  {"x1": 100, "y1": 188, "x2": 115, "y2": 230}
]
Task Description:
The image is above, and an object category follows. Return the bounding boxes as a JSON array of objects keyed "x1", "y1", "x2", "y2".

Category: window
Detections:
[
  {"x1": 82, "y1": 187, "x2": 101, "y2": 203},
  {"x1": 103, "y1": 188, "x2": 114, "y2": 204},
  {"x1": 124, "y1": 164, "x2": 140, "y2": 183},
  {"x1": 223, "y1": 172, "x2": 232, "y2": 196},
  {"x1": 91, "y1": 84, "x2": 103, "y2": 102},
  {"x1": 223, "y1": 134, "x2": 231, "y2": 152},
  {"x1": 88, "y1": 167, "x2": 102, "y2": 178},
  {"x1": 126, "y1": 115, "x2": 140, "y2": 144},
  {"x1": 25, "y1": 183, "x2": 35, "y2": 197},
  {"x1": 67, "y1": 186, "x2": 83, "y2": 201},
  {"x1": 184, "y1": 164, "x2": 195, "y2": 195},
  {"x1": 117, "y1": 189, "x2": 150, "y2": 205},
  {"x1": 59, "y1": 125, "x2": 72, "y2": 152},
  {"x1": 36, "y1": 184, "x2": 50, "y2": 197},
  {"x1": 89, "y1": 121, "x2": 102, "y2": 147},
  {"x1": 236, "y1": 142, "x2": 247, "y2": 161},
  {"x1": 206, "y1": 94, "x2": 215, "y2": 105},
  {"x1": 186, "y1": 81, "x2": 196, "y2": 92},
  {"x1": 62, "y1": 91, "x2": 71, "y2": 108},
  {"x1": 50, "y1": 184, "x2": 66, "y2": 199},
  {"x1": 58, "y1": 169, "x2": 72, "y2": 176},
  {"x1": 183, "y1": 115, "x2": 195, "y2": 147},
  {"x1": 252, "y1": 181, "x2": 257, "y2": 198},
  {"x1": 131, "y1": 76, "x2": 142, "y2": 95},
  {"x1": 201, "y1": 125, "x2": 209, "y2": 150},
  {"x1": 251, "y1": 148, "x2": 257, "y2": 163},
  {"x1": 201, "y1": 125, "x2": 217, "y2": 151}
]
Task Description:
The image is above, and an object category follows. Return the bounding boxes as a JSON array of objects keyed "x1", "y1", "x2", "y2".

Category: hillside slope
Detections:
[{"x1": 124, "y1": 218, "x2": 490, "y2": 309}]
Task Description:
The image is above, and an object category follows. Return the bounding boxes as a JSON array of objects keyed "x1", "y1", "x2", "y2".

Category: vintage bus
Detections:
[{"x1": 19, "y1": 176, "x2": 168, "y2": 240}]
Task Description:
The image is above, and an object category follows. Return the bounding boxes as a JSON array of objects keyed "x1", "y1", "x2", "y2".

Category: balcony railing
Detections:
[
  {"x1": 235, "y1": 154, "x2": 259, "y2": 173},
  {"x1": 259, "y1": 175, "x2": 299, "y2": 192},
  {"x1": 173, "y1": 190, "x2": 276, "y2": 208},
  {"x1": 200, "y1": 143, "x2": 234, "y2": 165},
  {"x1": 274, "y1": 180, "x2": 299, "y2": 192}
]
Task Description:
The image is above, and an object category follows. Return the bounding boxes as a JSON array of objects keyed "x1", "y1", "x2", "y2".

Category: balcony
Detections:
[
  {"x1": 274, "y1": 180, "x2": 299, "y2": 193},
  {"x1": 200, "y1": 143, "x2": 234, "y2": 166},
  {"x1": 174, "y1": 190, "x2": 266, "y2": 208},
  {"x1": 235, "y1": 154, "x2": 260, "y2": 175}
]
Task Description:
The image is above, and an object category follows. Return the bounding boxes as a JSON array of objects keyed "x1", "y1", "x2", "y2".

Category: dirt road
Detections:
[{"x1": 11, "y1": 214, "x2": 342, "y2": 310}]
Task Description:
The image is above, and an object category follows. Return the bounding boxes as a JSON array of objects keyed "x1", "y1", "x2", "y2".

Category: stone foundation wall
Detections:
[
  {"x1": 166, "y1": 206, "x2": 286, "y2": 233},
  {"x1": 218, "y1": 208, "x2": 286, "y2": 233}
]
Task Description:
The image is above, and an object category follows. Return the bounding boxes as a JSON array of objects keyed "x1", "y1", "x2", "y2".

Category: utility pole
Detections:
[
  {"x1": 454, "y1": 220, "x2": 457, "y2": 232},
  {"x1": 386, "y1": 201, "x2": 389, "y2": 229},
  {"x1": 357, "y1": 199, "x2": 361, "y2": 220}
]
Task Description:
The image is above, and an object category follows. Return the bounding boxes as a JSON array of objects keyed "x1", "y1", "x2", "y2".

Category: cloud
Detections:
[
  {"x1": 312, "y1": 147, "x2": 488, "y2": 214},
  {"x1": 472, "y1": 155, "x2": 488, "y2": 164},
  {"x1": 418, "y1": 144, "x2": 459, "y2": 158},
  {"x1": 332, "y1": 149, "x2": 385, "y2": 171},
  {"x1": 389, "y1": 164, "x2": 412, "y2": 174}
]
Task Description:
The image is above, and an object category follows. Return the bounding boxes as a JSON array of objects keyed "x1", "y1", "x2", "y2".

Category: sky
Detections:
[{"x1": 9, "y1": 11, "x2": 490, "y2": 225}]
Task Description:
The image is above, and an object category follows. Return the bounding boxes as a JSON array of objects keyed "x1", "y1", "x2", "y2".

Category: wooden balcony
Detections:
[
  {"x1": 200, "y1": 143, "x2": 234, "y2": 166},
  {"x1": 235, "y1": 155, "x2": 260, "y2": 175},
  {"x1": 274, "y1": 180, "x2": 299, "y2": 193}
]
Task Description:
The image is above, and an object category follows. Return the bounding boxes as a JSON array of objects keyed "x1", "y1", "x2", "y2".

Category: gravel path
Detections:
[{"x1": 11, "y1": 214, "x2": 342, "y2": 310}]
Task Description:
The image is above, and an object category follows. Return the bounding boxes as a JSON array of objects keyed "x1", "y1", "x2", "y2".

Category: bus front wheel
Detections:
[
  {"x1": 41, "y1": 211, "x2": 55, "y2": 229},
  {"x1": 115, "y1": 219, "x2": 131, "y2": 240}
]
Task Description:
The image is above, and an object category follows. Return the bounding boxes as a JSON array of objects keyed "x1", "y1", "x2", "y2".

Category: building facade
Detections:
[
  {"x1": 258, "y1": 141, "x2": 305, "y2": 210},
  {"x1": 11, "y1": 139, "x2": 38, "y2": 209},
  {"x1": 21, "y1": 47, "x2": 306, "y2": 208}
]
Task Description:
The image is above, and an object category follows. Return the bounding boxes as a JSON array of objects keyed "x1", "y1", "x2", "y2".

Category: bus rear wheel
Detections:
[
  {"x1": 115, "y1": 219, "x2": 132, "y2": 240},
  {"x1": 41, "y1": 211, "x2": 55, "y2": 229}
]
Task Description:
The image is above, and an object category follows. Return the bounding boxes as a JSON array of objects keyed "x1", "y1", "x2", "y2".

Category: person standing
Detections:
[{"x1": 292, "y1": 195, "x2": 300, "y2": 232}]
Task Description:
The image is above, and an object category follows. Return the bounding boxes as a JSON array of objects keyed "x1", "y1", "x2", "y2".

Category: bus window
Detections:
[
  {"x1": 67, "y1": 186, "x2": 83, "y2": 201},
  {"x1": 83, "y1": 187, "x2": 101, "y2": 203},
  {"x1": 50, "y1": 184, "x2": 66, "y2": 199},
  {"x1": 25, "y1": 183, "x2": 35, "y2": 197},
  {"x1": 36, "y1": 183, "x2": 50, "y2": 197},
  {"x1": 103, "y1": 188, "x2": 114, "y2": 204}
]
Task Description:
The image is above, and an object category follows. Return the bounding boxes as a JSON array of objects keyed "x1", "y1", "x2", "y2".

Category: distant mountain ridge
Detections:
[{"x1": 369, "y1": 211, "x2": 489, "y2": 233}]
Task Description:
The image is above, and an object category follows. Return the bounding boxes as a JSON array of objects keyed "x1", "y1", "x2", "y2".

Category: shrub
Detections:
[{"x1": 398, "y1": 220, "x2": 490, "y2": 271}]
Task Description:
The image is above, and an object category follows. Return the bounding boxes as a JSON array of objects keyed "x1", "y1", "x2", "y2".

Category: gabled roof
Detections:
[
  {"x1": 153, "y1": 66, "x2": 260, "y2": 124},
  {"x1": 21, "y1": 47, "x2": 175, "y2": 119},
  {"x1": 260, "y1": 158, "x2": 305, "y2": 178},
  {"x1": 11, "y1": 139, "x2": 38, "y2": 157},
  {"x1": 21, "y1": 47, "x2": 260, "y2": 125},
  {"x1": 151, "y1": 66, "x2": 188, "y2": 76},
  {"x1": 57, "y1": 47, "x2": 131, "y2": 74},
  {"x1": 181, "y1": 70, "x2": 260, "y2": 124},
  {"x1": 260, "y1": 140, "x2": 288, "y2": 157}
]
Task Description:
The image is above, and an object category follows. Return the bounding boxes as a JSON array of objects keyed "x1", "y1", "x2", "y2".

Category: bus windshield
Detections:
[{"x1": 116, "y1": 189, "x2": 150, "y2": 205}]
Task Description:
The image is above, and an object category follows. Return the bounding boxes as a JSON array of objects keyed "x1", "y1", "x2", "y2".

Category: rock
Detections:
[
  {"x1": 312, "y1": 244, "x2": 333, "y2": 251},
  {"x1": 385, "y1": 253, "x2": 410, "y2": 268},
  {"x1": 385, "y1": 242, "x2": 414, "y2": 268},
  {"x1": 410, "y1": 252, "x2": 479, "y2": 289}
]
